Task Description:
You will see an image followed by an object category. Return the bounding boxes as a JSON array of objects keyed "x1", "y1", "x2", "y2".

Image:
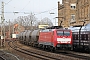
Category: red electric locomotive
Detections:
[{"x1": 38, "y1": 28, "x2": 73, "y2": 50}]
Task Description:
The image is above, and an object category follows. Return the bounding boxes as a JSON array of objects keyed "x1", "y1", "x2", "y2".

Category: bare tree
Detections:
[
  {"x1": 14, "y1": 13, "x2": 53, "y2": 30},
  {"x1": 27, "y1": 13, "x2": 38, "y2": 26},
  {"x1": 39, "y1": 17, "x2": 53, "y2": 27},
  {"x1": 15, "y1": 13, "x2": 38, "y2": 30}
]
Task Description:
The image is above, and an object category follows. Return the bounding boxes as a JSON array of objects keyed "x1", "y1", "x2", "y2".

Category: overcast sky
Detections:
[{"x1": 0, "y1": 0, "x2": 62, "y2": 26}]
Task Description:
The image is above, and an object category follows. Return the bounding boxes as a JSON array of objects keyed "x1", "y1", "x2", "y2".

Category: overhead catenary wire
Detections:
[
  {"x1": 35, "y1": 7, "x2": 57, "y2": 15},
  {"x1": 3, "y1": 7, "x2": 57, "y2": 15},
  {"x1": 19, "y1": 1, "x2": 31, "y2": 12},
  {"x1": 0, "y1": 0, "x2": 57, "y2": 16},
  {"x1": 4, "y1": 0, "x2": 13, "y2": 5},
  {"x1": 0, "y1": 0, "x2": 58, "y2": 22}
]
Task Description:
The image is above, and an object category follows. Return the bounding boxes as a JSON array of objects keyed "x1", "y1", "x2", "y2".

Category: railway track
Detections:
[
  {"x1": 8, "y1": 40, "x2": 63, "y2": 60},
  {"x1": 0, "y1": 56, "x2": 6, "y2": 60},
  {"x1": 0, "y1": 50, "x2": 18, "y2": 60},
  {"x1": 56, "y1": 50, "x2": 90, "y2": 60},
  {"x1": 0, "y1": 51, "x2": 6, "y2": 60},
  {"x1": 8, "y1": 40, "x2": 90, "y2": 60}
]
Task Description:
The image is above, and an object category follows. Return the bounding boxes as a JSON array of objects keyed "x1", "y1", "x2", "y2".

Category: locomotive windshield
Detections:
[
  {"x1": 64, "y1": 31, "x2": 70, "y2": 36},
  {"x1": 57, "y1": 31, "x2": 70, "y2": 36},
  {"x1": 57, "y1": 31, "x2": 63, "y2": 36}
]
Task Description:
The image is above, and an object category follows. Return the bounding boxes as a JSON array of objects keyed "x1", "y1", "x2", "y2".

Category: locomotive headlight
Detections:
[
  {"x1": 68, "y1": 41, "x2": 71, "y2": 43},
  {"x1": 58, "y1": 41, "x2": 61, "y2": 43}
]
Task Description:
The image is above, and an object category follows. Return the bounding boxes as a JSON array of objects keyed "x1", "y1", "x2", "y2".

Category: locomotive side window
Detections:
[
  {"x1": 57, "y1": 31, "x2": 63, "y2": 36},
  {"x1": 64, "y1": 31, "x2": 70, "y2": 36}
]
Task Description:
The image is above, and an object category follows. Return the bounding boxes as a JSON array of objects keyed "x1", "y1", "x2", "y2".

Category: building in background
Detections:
[
  {"x1": 0, "y1": 23, "x2": 25, "y2": 38},
  {"x1": 58, "y1": 0, "x2": 90, "y2": 27},
  {"x1": 76, "y1": 0, "x2": 90, "y2": 25},
  {"x1": 58, "y1": 0, "x2": 77, "y2": 27}
]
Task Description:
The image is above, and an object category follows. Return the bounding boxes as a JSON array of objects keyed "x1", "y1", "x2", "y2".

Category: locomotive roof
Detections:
[
  {"x1": 40, "y1": 28, "x2": 71, "y2": 32},
  {"x1": 53, "y1": 28, "x2": 71, "y2": 31},
  {"x1": 46, "y1": 26, "x2": 63, "y2": 29}
]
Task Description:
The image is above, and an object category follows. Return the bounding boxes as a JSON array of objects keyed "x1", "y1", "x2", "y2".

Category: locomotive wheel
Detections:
[
  {"x1": 50, "y1": 46, "x2": 54, "y2": 52},
  {"x1": 32, "y1": 43, "x2": 35, "y2": 47},
  {"x1": 39, "y1": 44, "x2": 43, "y2": 49},
  {"x1": 50, "y1": 46, "x2": 56, "y2": 52},
  {"x1": 31, "y1": 43, "x2": 34, "y2": 47},
  {"x1": 53, "y1": 47, "x2": 56, "y2": 52},
  {"x1": 43, "y1": 45, "x2": 46, "y2": 50},
  {"x1": 44, "y1": 45, "x2": 46, "y2": 50}
]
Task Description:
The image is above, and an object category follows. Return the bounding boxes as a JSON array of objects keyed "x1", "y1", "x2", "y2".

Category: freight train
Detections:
[
  {"x1": 18, "y1": 24, "x2": 90, "y2": 52},
  {"x1": 18, "y1": 26, "x2": 73, "y2": 51}
]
